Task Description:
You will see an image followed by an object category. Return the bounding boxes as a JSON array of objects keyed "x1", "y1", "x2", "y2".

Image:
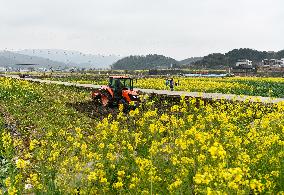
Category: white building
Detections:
[
  {"x1": 281, "y1": 59, "x2": 284, "y2": 66},
  {"x1": 37, "y1": 67, "x2": 47, "y2": 72},
  {"x1": 235, "y1": 59, "x2": 252, "y2": 67},
  {"x1": 19, "y1": 69, "x2": 30, "y2": 72}
]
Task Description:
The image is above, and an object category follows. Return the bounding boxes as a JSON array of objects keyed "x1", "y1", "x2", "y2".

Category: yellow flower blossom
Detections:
[{"x1": 16, "y1": 158, "x2": 29, "y2": 169}]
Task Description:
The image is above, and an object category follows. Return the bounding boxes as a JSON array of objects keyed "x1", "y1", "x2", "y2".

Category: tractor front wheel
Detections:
[{"x1": 118, "y1": 99, "x2": 129, "y2": 112}]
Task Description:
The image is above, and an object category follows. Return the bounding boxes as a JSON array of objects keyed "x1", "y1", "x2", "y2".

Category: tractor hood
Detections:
[
  {"x1": 122, "y1": 89, "x2": 140, "y2": 103},
  {"x1": 123, "y1": 89, "x2": 139, "y2": 96}
]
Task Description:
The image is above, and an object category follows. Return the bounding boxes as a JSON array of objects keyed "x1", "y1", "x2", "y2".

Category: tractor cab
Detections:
[{"x1": 108, "y1": 76, "x2": 134, "y2": 91}]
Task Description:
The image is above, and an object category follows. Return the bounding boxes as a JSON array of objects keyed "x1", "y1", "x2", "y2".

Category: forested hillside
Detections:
[
  {"x1": 193, "y1": 48, "x2": 284, "y2": 68},
  {"x1": 111, "y1": 54, "x2": 179, "y2": 70}
]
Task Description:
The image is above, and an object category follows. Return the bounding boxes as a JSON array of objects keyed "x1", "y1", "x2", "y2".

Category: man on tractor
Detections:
[{"x1": 114, "y1": 79, "x2": 123, "y2": 98}]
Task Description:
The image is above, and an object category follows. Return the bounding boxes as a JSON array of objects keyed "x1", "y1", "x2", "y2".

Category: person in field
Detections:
[
  {"x1": 169, "y1": 78, "x2": 174, "y2": 91},
  {"x1": 165, "y1": 78, "x2": 169, "y2": 86}
]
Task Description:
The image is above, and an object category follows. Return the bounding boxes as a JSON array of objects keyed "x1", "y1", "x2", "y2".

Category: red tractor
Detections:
[{"x1": 91, "y1": 76, "x2": 140, "y2": 109}]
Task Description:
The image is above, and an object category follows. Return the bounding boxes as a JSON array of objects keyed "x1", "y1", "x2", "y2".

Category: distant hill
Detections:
[
  {"x1": 111, "y1": 54, "x2": 180, "y2": 70},
  {"x1": 16, "y1": 49, "x2": 122, "y2": 69},
  {"x1": 0, "y1": 51, "x2": 67, "y2": 68},
  {"x1": 193, "y1": 48, "x2": 284, "y2": 68},
  {"x1": 179, "y1": 57, "x2": 203, "y2": 66},
  {"x1": 0, "y1": 55, "x2": 18, "y2": 66}
]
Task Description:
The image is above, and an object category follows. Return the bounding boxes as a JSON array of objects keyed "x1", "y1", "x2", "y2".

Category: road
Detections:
[{"x1": 1, "y1": 74, "x2": 284, "y2": 104}]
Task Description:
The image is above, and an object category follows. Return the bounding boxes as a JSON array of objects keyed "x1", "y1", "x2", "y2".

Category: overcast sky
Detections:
[{"x1": 0, "y1": 0, "x2": 283, "y2": 60}]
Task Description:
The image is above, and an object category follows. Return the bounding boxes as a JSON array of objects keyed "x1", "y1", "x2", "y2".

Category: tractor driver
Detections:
[{"x1": 114, "y1": 79, "x2": 123, "y2": 98}]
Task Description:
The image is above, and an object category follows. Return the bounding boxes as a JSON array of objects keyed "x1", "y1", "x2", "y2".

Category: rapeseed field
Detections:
[{"x1": 0, "y1": 77, "x2": 283, "y2": 194}]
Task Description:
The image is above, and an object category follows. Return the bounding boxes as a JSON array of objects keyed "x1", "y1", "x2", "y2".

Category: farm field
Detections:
[
  {"x1": 0, "y1": 77, "x2": 284, "y2": 194},
  {"x1": 41, "y1": 74, "x2": 284, "y2": 98}
]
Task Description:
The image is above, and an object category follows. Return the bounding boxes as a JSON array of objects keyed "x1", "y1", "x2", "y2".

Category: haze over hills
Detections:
[
  {"x1": 16, "y1": 49, "x2": 122, "y2": 69},
  {"x1": 179, "y1": 57, "x2": 203, "y2": 66},
  {"x1": 1, "y1": 48, "x2": 283, "y2": 71},
  {"x1": 0, "y1": 51, "x2": 67, "y2": 69}
]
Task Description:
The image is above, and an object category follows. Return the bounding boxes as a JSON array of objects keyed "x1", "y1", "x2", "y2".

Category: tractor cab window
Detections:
[
  {"x1": 115, "y1": 79, "x2": 123, "y2": 89},
  {"x1": 123, "y1": 79, "x2": 132, "y2": 89},
  {"x1": 109, "y1": 78, "x2": 121, "y2": 88},
  {"x1": 109, "y1": 78, "x2": 133, "y2": 90},
  {"x1": 109, "y1": 78, "x2": 116, "y2": 88}
]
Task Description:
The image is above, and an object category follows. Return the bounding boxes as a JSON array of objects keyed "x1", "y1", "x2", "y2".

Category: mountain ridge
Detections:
[
  {"x1": 0, "y1": 51, "x2": 67, "y2": 69},
  {"x1": 16, "y1": 49, "x2": 122, "y2": 69}
]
